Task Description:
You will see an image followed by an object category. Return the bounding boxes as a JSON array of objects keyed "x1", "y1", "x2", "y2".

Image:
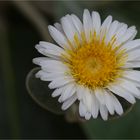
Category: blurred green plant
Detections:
[{"x1": 0, "y1": 17, "x2": 20, "y2": 137}]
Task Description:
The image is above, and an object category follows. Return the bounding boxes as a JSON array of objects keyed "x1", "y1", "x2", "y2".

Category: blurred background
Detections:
[{"x1": 1, "y1": 0, "x2": 140, "y2": 139}]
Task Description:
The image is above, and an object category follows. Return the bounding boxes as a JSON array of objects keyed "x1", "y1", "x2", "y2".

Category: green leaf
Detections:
[{"x1": 26, "y1": 67, "x2": 64, "y2": 115}]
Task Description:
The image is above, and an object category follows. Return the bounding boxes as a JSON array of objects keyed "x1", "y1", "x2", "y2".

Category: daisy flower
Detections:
[{"x1": 33, "y1": 9, "x2": 140, "y2": 121}]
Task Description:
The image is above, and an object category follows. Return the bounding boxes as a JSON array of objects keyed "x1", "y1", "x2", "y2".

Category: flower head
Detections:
[{"x1": 33, "y1": 9, "x2": 140, "y2": 120}]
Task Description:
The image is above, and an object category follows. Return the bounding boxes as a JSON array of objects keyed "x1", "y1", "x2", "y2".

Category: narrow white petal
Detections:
[
  {"x1": 83, "y1": 88, "x2": 93, "y2": 112},
  {"x1": 104, "y1": 90, "x2": 115, "y2": 115},
  {"x1": 123, "y1": 77, "x2": 140, "y2": 88},
  {"x1": 41, "y1": 72, "x2": 64, "y2": 81},
  {"x1": 35, "y1": 70, "x2": 45, "y2": 78},
  {"x1": 58, "y1": 96, "x2": 63, "y2": 103},
  {"x1": 123, "y1": 61, "x2": 140, "y2": 68},
  {"x1": 109, "y1": 93, "x2": 123, "y2": 115},
  {"x1": 122, "y1": 39, "x2": 140, "y2": 52},
  {"x1": 117, "y1": 26, "x2": 137, "y2": 46},
  {"x1": 61, "y1": 95, "x2": 77, "y2": 110},
  {"x1": 39, "y1": 41, "x2": 64, "y2": 52},
  {"x1": 59, "y1": 83, "x2": 76, "y2": 102},
  {"x1": 36, "y1": 70, "x2": 65, "y2": 81},
  {"x1": 40, "y1": 60, "x2": 68, "y2": 73},
  {"x1": 127, "y1": 49, "x2": 140, "y2": 61},
  {"x1": 91, "y1": 93, "x2": 99, "y2": 118},
  {"x1": 52, "y1": 86, "x2": 65, "y2": 97},
  {"x1": 54, "y1": 22, "x2": 64, "y2": 33},
  {"x1": 48, "y1": 25, "x2": 69, "y2": 49},
  {"x1": 106, "y1": 20, "x2": 119, "y2": 43},
  {"x1": 115, "y1": 23, "x2": 128, "y2": 40},
  {"x1": 119, "y1": 78, "x2": 140, "y2": 99},
  {"x1": 85, "y1": 112, "x2": 92, "y2": 120},
  {"x1": 76, "y1": 85, "x2": 85, "y2": 100},
  {"x1": 101, "y1": 15, "x2": 112, "y2": 32},
  {"x1": 61, "y1": 15, "x2": 79, "y2": 44},
  {"x1": 129, "y1": 30, "x2": 137, "y2": 41},
  {"x1": 33, "y1": 57, "x2": 50, "y2": 65},
  {"x1": 100, "y1": 15, "x2": 112, "y2": 41},
  {"x1": 92, "y1": 11, "x2": 101, "y2": 35},
  {"x1": 48, "y1": 77, "x2": 74, "y2": 89},
  {"x1": 99, "y1": 104, "x2": 108, "y2": 121},
  {"x1": 108, "y1": 84, "x2": 136, "y2": 104},
  {"x1": 123, "y1": 70, "x2": 140, "y2": 83},
  {"x1": 36, "y1": 70, "x2": 56, "y2": 81},
  {"x1": 71, "y1": 14, "x2": 83, "y2": 34},
  {"x1": 94, "y1": 89, "x2": 105, "y2": 105},
  {"x1": 79, "y1": 101, "x2": 87, "y2": 117},
  {"x1": 83, "y1": 9, "x2": 93, "y2": 43},
  {"x1": 36, "y1": 41, "x2": 65, "y2": 58}
]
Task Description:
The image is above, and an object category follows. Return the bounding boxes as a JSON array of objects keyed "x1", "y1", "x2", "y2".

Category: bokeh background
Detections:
[{"x1": 1, "y1": 1, "x2": 140, "y2": 139}]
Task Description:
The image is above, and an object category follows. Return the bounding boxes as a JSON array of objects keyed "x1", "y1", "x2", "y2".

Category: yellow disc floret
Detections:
[{"x1": 62, "y1": 33, "x2": 127, "y2": 89}]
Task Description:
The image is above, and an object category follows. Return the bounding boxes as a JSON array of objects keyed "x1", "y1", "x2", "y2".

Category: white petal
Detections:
[
  {"x1": 61, "y1": 15, "x2": 79, "y2": 44},
  {"x1": 54, "y1": 22, "x2": 64, "y2": 33},
  {"x1": 48, "y1": 25, "x2": 69, "y2": 49},
  {"x1": 35, "y1": 70, "x2": 53, "y2": 81},
  {"x1": 115, "y1": 23, "x2": 128, "y2": 42},
  {"x1": 123, "y1": 61, "x2": 140, "y2": 68},
  {"x1": 99, "y1": 104, "x2": 108, "y2": 121},
  {"x1": 33, "y1": 57, "x2": 50, "y2": 65},
  {"x1": 61, "y1": 95, "x2": 77, "y2": 110},
  {"x1": 100, "y1": 15, "x2": 112, "y2": 41},
  {"x1": 94, "y1": 89, "x2": 105, "y2": 105},
  {"x1": 83, "y1": 9, "x2": 93, "y2": 43},
  {"x1": 71, "y1": 14, "x2": 83, "y2": 34},
  {"x1": 122, "y1": 39, "x2": 140, "y2": 52},
  {"x1": 123, "y1": 77, "x2": 140, "y2": 88},
  {"x1": 109, "y1": 93, "x2": 123, "y2": 115},
  {"x1": 91, "y1": 93, "x2": 99, "y2": 118},
  {"x1": 83, "y1": 88, "x2": 93, "y2": 112},
  {"x1": 40, "y1": 59, "x2": 68, "y2": 73},
  {"x1": 79, "y1": 101, "x2": 87, "y2": 117},
  {"x1": 76, "y1": 85, "x2": 85, "y2": 100},
  {"x1": 85, "y1": 112, "x2": 92, "y2": 120},
  {"x1": 123, "y1": 70, "x2": 140, "y2": 83},
  {"x1": 59, "y1": 83, "x2": 76, "y2": 102},
  {"x1": 106, "y1": 20, "x2": 119, "y2": 43},
  {"x1": 108, "y1": 84, "x2": 136, "y2": 104},
  {"x1": 36, "y1": 70, "x2": 65, "y2": 81},
  {"x1": 117, "y1": 26, "x2": 137, "y2": 45},
  {"x1": 129, "y1": 30, "x2": 137, "y2": 41},
  {"x1": 48, "y1": 77, "x2": 74, "y2": 89},
  {"x1": 35, "y1": 70, "x2": 45, "y2": 78},
  {"x1": 36, "y1": 41, "x2": 65, "y2": 58},
  {"x1": 42, "y1": 72, "x2": 64, "y2": 81},
  {"x1": 92, "y1": 11, "x2": 101, "y2": 36},
  {"x1": 104, "y1": 90, "x2": 115, "y2": 115},
  {"x1": 52, "y1": 86, "x2": 65, "y2": 97},
  {"x1": 127, "y1": 49, "x2": 140, "y2": 61},
  {"x1": 119, "y1": 78, "x2": 140, "y2": 99},
  {"x1": 58, "y1": 95, "x2": 63, "y2": 103}
]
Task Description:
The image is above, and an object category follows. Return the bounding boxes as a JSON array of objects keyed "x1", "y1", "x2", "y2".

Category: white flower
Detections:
[{"x1": 33, "y1": 9, "x2": 140, "y2": 121}]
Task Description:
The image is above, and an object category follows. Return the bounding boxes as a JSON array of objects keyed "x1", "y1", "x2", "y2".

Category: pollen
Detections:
[{"x1": 62, "y1": 33, "x2": 127, "y2": 89}]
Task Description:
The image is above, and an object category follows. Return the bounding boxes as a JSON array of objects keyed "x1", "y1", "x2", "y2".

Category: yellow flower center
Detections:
[{"x1": 62, "y1": 33, "x2": 127, "y2": 89}]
